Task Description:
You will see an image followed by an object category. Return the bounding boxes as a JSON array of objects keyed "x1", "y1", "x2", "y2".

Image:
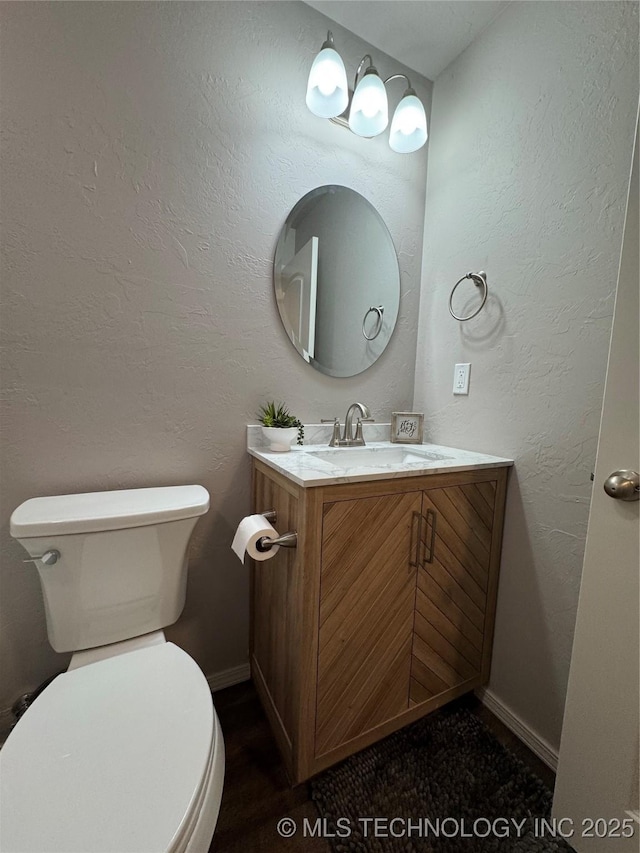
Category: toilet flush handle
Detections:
[{"x1": 23, "y1": 549, "x2": 60, "y2": 566}]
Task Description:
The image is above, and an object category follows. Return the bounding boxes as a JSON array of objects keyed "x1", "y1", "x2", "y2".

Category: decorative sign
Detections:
[{"x1": 390, "y1": 412, "x2": 424, "y2": 444}]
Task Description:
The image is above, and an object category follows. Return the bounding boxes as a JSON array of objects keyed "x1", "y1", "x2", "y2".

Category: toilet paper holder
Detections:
[{"x1": 256, "y1": 510, "x2": 298, "y2": 552}]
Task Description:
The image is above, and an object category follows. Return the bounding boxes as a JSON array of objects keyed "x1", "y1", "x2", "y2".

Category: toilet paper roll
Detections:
[{"x1": 232, "y1": 514, "x2": 281, "y2": 562}]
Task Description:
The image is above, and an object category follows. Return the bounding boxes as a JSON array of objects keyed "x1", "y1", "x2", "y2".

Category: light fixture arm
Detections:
[
  {"x1": 353, "y1": 55, "x2": 374, "y2": 91},
  {"x1": 384, "y1": 73, "x2": 417, "y2": 100},
  {"x1": 384, "y1": 73, "x2": 412, "y2": 88}
]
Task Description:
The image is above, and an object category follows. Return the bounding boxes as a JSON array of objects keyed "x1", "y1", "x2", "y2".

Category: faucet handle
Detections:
[
  {"x1": 321, "y1": 417, "x2": 341, "y2": 447},
  {"x1": 354, "y1": 417, "x2": 375, "y2": 444}
]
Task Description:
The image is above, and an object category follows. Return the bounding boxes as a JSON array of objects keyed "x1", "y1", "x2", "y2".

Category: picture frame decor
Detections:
[{"x1": 390, "y1": 412, "x2": 424, "y2": 444}]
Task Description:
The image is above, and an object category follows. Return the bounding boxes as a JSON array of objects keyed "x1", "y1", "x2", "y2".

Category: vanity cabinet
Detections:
[{"x1": 250, "y1": 460, "x2": 508, "y2": 784}]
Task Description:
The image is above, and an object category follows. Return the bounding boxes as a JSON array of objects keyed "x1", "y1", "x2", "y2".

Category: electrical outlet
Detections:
[{"x1": 453, "y1": 363, "x2": 471, "y2": 395}]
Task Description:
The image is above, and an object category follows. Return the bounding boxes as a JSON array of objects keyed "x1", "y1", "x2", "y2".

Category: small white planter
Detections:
[{"x1": 261, "y1": 426, "x2": 298, "y2": 452}]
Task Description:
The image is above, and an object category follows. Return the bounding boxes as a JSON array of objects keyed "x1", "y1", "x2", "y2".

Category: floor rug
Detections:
[{"x1": 310, "y1": 706, "x2": 573, "y2": 852}]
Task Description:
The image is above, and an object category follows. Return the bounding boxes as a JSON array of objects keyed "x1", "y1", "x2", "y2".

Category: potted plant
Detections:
[{"x1": 257, "y1": 401, "x2": 304, "y2": 452}]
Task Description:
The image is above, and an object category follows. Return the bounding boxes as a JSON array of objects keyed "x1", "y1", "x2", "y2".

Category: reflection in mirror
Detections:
[{"x1": 274, "y1": 186, "x2": 400, "y2": 378}]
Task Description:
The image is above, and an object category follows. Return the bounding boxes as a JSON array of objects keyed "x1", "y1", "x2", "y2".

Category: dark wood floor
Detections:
[{"x1": 211, "y1": 680, "x2": 556, "y2": 852}]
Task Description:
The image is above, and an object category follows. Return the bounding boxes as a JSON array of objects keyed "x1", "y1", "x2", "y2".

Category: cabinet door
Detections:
[
  {"x1": 315, "y1": 491, "x2": 422, "y2": 757},
  {"x1": 410, "y1": 480, "x2": 496, "y2": 706}
]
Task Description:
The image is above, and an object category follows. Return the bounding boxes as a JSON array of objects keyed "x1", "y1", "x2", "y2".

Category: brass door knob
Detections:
[{"x1": 603, "y1": 470, "x2": 639, "y2": 501}]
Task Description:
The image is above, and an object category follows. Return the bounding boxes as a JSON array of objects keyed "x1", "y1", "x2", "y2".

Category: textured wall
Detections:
[
  {"x1": 414, "y1": 1, "x2": 638, "y2": 750},
  {"x1": 0, "y1": 1, "x2": 430, "y2": 711}
]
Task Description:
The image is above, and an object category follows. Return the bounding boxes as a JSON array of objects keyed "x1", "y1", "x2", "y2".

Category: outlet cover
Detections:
[{"x1": 453, "y1": 363, "x2": 471, "y2": 395}]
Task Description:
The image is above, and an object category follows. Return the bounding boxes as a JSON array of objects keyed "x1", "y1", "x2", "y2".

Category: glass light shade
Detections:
[
  {"x1": 389, "y1": 93, "x2": 428, "y2": 153},
  {"x1": 306, "y1": 47, "x2": 349, "y2": 119},
  {"x1": 348, "y1": 70, "x2": 388, "y2": 137}
]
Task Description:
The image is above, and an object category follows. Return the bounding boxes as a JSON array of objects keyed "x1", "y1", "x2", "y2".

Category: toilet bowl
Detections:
[{"x1": 0, "y1": 485, "x2": 224, "y2": 853}]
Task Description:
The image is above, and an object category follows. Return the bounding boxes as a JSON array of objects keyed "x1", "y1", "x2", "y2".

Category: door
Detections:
[
  {"x1": 553, "y1": 116, "x2": 639, "y2": 849},
  {"x1": 277, "y1": 236, "x2": 318, "y2": 361},
  {"x1": 410, "y1": 481, "x2": 496, "y2": 705},
  {"x1": 315, "y1": 491, "x2": 422, "y2": 756}
]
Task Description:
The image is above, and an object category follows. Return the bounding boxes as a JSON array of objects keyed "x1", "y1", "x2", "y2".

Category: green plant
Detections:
[{"x1": 257, "y1": 401, "x2": 304, "y2": 446}]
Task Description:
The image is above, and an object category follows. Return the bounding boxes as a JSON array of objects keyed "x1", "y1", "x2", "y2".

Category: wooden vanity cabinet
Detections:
[{"x1": 250, "y1": 460, "x2": 508, "y2": 784}]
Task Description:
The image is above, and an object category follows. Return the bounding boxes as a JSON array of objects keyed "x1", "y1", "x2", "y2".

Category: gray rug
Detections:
[{"x1": 310, "y1": 706, "x2": 573, "y2": 852}]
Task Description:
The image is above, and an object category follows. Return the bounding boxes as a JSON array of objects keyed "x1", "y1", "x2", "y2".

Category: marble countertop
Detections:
[{"x1": 247, "y1": 424, "x2": 513, "y2": 488}]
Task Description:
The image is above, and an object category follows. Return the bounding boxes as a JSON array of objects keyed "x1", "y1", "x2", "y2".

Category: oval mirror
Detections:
[{"x1": 273, "y1": 185, "x2": 400, "y2": 378}]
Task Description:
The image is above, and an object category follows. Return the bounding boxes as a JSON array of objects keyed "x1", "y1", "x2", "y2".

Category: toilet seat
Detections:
[{"x1": 0, "y1": 642, "x2": 219, "y2": 853}]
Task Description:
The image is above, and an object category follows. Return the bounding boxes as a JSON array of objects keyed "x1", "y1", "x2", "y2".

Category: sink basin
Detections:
[{"x1": 307, "y1": 447, "x2": 451, "y2": 469}]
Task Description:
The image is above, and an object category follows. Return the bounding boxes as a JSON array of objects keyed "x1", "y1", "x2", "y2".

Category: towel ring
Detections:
[
  {"x1": 449, "y1": 271, "x2": 488, "y2": 321},
  {"x1": 362, "y1": 305, "x2": 384, "y2": 341}
]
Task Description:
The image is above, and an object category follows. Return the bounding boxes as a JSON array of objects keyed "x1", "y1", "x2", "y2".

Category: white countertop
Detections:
[{"x1": 248, "y1": 428, "x2": 513, "y2": 488}]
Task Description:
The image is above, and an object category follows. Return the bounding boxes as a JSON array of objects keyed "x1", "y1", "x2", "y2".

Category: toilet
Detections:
[{"x1": 0, "y1": 485, "x2": 224, "y2": 853}]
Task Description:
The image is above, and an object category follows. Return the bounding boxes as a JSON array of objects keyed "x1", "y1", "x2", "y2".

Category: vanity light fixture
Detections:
[{"x1": 306, "y1": 32, "x2": 428, "y2": 154}]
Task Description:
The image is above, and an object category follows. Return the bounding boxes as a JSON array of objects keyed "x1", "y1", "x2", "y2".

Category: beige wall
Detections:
[
  {"x1": 414, "y1": 1, "x2": 638, "y2": 750},
  {"x1": 0, "y1": 1, "x2": 431, "y2": 711}
]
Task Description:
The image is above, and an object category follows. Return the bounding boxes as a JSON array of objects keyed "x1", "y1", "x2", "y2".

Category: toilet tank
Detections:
[{"x1": 10, "y1": 486, "x2": 210, "y2": 653}]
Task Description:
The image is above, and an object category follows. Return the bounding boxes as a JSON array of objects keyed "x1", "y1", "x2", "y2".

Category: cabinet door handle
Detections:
[
  {"x1": 424, "y1": 509, "x2": 437, "y2": 564},
  {"x1": 409, "y1": 510, "x2": 422, "y2": 569}
]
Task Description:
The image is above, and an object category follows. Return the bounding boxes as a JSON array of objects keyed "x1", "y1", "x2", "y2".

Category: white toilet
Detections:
[{"x1": 0, "y1": 485, "x2": 224, "y2": 853}]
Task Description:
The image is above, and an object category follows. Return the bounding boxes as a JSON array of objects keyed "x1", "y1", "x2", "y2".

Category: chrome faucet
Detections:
[{"x1": 322, "y1": 403, "x2": 374, "y2": 447}]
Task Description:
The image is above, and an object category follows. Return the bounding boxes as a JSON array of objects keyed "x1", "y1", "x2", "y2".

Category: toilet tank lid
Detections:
[{"x1": 10, "y1": 485, "x2": 210, "y2": 537}]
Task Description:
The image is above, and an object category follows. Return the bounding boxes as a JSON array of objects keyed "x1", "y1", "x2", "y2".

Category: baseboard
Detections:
[
  {"x1": 206, "y1": 663, "x2": 251, "y2": 693},
  {"x1": 476, "y1": 687, "x2": 559, "y2": 771}
]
